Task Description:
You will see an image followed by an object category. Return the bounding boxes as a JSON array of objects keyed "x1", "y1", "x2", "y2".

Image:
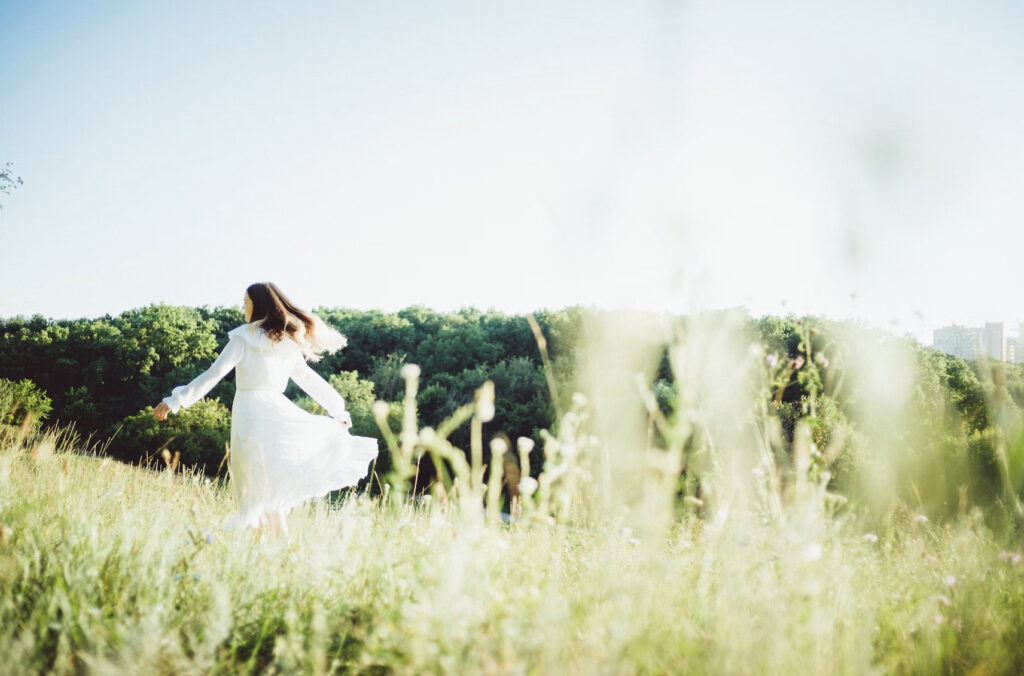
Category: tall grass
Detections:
[{"x1": 1, "y1": 314, "x2": 1023, "y2": 674}]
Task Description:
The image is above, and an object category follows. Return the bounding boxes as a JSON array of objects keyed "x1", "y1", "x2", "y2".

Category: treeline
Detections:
[
  {"x1": 0, "y1": 305, "x2": 582, "y2": 478},
  {"x1": 1, "y1": 306, "x2": 1022, "y2": 513}
]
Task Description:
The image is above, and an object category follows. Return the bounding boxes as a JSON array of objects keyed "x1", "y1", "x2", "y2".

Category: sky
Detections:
[{"x1": 2, "y1": 0, "x2": 1023, "y2": 344}]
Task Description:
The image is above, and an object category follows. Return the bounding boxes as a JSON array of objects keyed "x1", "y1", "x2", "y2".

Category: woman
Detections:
[{"x1": 153, "y1": 282, "x2": 378, "y2": 539}]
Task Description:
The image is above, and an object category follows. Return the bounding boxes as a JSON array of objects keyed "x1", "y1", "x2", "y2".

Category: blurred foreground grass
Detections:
[{"x1": 2, "y1": 424, "x2": 1023, "y2": 675}]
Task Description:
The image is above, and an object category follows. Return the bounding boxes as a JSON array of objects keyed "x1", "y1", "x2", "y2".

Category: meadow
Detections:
[{"x1": 2, "y1": 312, "x2": 1024, "y2": 674}]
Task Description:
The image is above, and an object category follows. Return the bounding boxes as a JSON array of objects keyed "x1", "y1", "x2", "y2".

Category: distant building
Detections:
[
  {"x1": 1008, "y1": 337, "x2": 1020, "y2": 364},
  {"x1": 984, "y1": 322, "x2": 1005, "y2": 361},
  {"x1": 934, "y1": 322, "x2": 1012, "y2": 361},
  {"x1": 933, "y1": 325, "x2": 983, "y2": 360}
]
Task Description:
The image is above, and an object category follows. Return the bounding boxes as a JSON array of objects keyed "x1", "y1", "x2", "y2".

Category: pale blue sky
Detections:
[{"x1": 2, "y1": 1, "x2": 1023, "y2": 342}]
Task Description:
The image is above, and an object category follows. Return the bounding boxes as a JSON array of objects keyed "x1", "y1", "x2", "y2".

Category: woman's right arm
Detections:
[{"x1": 155, "y1": 336, "x2": 245, "y2": 418}]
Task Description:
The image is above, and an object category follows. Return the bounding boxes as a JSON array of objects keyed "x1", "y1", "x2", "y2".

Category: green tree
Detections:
[{"x1": 0, "y1": 162, "x2": 22, "y2": 209}]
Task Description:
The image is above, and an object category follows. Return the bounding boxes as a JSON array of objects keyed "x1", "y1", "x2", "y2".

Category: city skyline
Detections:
[{"x1": 933, "y1": 321, "x2": 1023, "y2": 363}]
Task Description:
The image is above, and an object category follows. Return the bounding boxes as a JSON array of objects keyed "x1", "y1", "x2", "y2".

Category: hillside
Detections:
[{"x1": 2, "y1": 423, "x2": 1024, "y2": 674}]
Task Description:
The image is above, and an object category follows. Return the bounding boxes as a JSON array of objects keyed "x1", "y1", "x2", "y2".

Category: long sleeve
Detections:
[
  {"x1": 162, "y1": 336, "x2": 245, "y2": 414},
  {"x1": 290, "y1": 359, "x2": 347, "y2": 419}
]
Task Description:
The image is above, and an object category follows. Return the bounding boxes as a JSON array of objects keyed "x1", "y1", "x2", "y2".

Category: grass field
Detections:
[{"x1": 1, "y1": 422, "x2": 1023, "y2": 675}]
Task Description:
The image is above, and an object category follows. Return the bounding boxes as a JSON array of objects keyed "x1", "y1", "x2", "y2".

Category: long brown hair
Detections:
[{"x1": 245, "y1": 282, "x2": 316, "y2": 345}]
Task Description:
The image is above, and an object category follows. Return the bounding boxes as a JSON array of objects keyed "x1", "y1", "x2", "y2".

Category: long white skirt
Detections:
[{"x1": 227, "y1": 390, "x2": 379, "y2": 529}]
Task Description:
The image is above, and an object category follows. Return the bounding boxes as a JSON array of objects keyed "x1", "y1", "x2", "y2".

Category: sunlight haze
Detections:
[{"x1": 2, "y1": 0, "x2": 1022, "y2": 344}]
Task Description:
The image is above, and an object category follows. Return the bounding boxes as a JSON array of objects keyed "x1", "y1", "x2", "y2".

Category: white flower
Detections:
[
  {"x1": 474, "y1": 381, "x2": 495, "y2": 422},
  {"x1": 943, "y1": 575, "x2": 957, "y2": 588},
  {"x1": 400, "y1": 363, "x2": 421, "y2": 380},
  {"x1": 914, "y1": 514, "x2": 929, "y2": 524},
  {"x1": 863, "y1": 533, "x2": 878, "y2": 544},
  {"x1": 518, "y1": 477, "x2": 539, "y2": 496}
]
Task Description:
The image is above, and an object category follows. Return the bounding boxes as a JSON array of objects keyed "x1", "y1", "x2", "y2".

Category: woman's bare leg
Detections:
[{"x1": 266, "y1": 510, "x2": 290, "y2": 541}]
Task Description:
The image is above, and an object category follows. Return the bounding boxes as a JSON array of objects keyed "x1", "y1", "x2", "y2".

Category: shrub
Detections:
[
  {"x1": 0, "y1": 377, "x2": 52, "y2": 428},
  {"x1": 106, "y1": 399, "x2": 231, "y2": 474}
]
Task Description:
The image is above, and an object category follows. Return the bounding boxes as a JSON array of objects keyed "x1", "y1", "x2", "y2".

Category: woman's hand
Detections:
[{"x1": 153, "y1": 402, "x2": 171, "y2": 421}]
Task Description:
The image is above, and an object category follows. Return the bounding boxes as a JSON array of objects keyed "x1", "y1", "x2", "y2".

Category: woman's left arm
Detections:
[{"x1": 290, "y1": 359, "x2": 350, "y2": 425}]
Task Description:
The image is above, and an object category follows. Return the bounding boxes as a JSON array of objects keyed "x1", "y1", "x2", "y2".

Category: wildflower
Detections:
[
  {"x1": 1014, "y1": 553, "x2": 1023, "y2": 566},
  {"x1": 765, "y1": 354, "x2": 779, "y2": 368},
  {"x1": 475, "y1": 381, "x2": 495, "y2": 422},
  {"x1": 372, "y1": 400, "x2": 390, "y2": 419},
  {"x1": 518, "y1": 477, "x2": 539, "y2": 496},
  {"x1": 914, "y1": 514, "x2": 928, "y2": 524},
  {"x1": 943, "y1": 575, "x2": 957, "y2": 588},
  {"x1": 400, "y1": 364, "x2": 421, "y2": 380},
  {"x1": 863, "y1": 533, "x2": 878, "y2": 544}
]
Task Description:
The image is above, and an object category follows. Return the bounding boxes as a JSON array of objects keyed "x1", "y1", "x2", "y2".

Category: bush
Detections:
[
  {"x1": 0, "y1": 378, "x2": 52, "y2": 428},
  {"x1": 106, "y1": 399, "x2": 231, "y2": 474}
]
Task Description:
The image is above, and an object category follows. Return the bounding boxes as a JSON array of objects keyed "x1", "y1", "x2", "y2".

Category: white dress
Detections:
[{"x1": 162, "y1": 322, "x2": 379, "y2": 528}]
